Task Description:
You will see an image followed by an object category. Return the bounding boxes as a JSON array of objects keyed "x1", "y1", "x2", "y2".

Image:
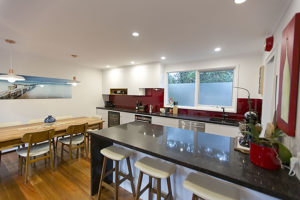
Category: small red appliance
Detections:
[{"x1": 265, "y1": 36, "x2": 274, "y2": 52}]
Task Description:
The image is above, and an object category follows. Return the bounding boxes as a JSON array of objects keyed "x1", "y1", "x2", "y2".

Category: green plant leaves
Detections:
[{"x1": 278, "y1": 143, "x2": 292, "y2": 165}]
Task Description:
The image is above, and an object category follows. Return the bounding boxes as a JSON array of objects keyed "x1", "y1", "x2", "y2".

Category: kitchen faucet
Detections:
[{"x1": 221, "y1": 107, "x2": 228, "y2": 120}]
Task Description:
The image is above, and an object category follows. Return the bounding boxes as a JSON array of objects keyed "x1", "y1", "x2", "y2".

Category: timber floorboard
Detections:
[{"x1": 0, "y1": 145, "x2": 134, "y2": 200}]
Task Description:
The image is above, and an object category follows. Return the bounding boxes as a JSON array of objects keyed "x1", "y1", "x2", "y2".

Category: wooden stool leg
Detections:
[
  {"x1": 135, "y1": 171, "x2": 143, "y2": 200},
  {"x1": 52, "y1": 138, "x2": 56, "y2": 164},
  {"x1": 167, "y1": 177, "x2": 173, "y2": 200},
  {"x1": 84, "y1": 138, "x2": 88, "y2": 158},
  {"x1": 69, "y1": 145, "x2": 72, "y2": 160},
  {"x1": 87, "y1": 134, "x2": 90, "y2": 154},
  {"x1": 148, "y1": 176, "x2": 152, "y2": 200},
  {"x1": 156, "y1": 178, "x2": 161, "y2": 200},
  {"x1": 126, "y1": 157, "x2": 136, "y2": 198},
  {"x1": 24, "y1": 156, "x2": 29, "y2": 184},
  {"x1": 192, "y1": 194, "x2": 200, "y2": 200},
  {"x1": 97, "y1": 156, "x2": 107, "y2": 200},
  {"x1": 61, "y1": 143, "x2": 64, "y2": 160},
  {"x1": 77, "y1": 144, "x2": 79, "y2": 158},
  {"x1": 19, "y1": 156, "x2": 23, "y2": 175},
  {"x1": 114, "y1": 161, "x2": 119, "y2": 200},
  {"x1": 33, "y1": 156, "x2": 36, "y2": 167},
  {"x1": 44, "y1": 153, "x2": 47, "y2": 167},
  {"x1": 49, "y1": 150, "x2": 54, "y2": 171}
]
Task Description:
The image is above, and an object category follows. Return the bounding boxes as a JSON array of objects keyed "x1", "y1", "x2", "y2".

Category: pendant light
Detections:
[
  {"x1": 67, "y1": 76, "x2": 80, "y2": 87},
  {"x1": 0, "y1": 39, "x2": 25, "y2": 83},
  {"x1": 67, "y1": 54, "x2": 80, "y2": 86}
]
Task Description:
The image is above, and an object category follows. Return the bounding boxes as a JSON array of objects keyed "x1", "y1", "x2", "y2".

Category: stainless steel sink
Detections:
[{"x1": 209, "y1": 117, "x2": 238, "y2": 125}]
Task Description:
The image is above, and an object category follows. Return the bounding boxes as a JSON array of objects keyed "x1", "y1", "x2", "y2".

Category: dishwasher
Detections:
[{"x1": 178, "y1": 120, "x2": 205, "y2": 132}]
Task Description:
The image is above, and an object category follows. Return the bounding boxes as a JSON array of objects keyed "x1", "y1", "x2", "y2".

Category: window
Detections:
[
  {"x1": 166, "y1": 67, "x2": 237, "y2": 112},
  {"x1": 168, "y1": 71, "x2": 195, "y2": 106},
  {"x1": 198, "y1": 69, "x2": 234, "y2": 106}
]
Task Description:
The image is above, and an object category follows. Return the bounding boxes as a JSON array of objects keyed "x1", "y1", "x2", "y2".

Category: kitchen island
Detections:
[{"x1": 90, "y1": 122, "x2": 300, "y2": 200}]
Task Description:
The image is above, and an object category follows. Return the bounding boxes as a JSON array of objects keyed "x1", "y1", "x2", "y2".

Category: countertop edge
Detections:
[{"x1": 90, "y1": 131, "x2": 295, "y2": 200}]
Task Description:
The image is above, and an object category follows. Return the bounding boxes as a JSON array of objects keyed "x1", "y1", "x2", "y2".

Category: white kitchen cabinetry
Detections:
[
  {"x1": 152, "y1": 116, "x2": 179, "y2": 128},
  {"x1": 97, "y1": 109, "x2": 240, "y2": 137},
  {"x1": 205, "y1": 123, "x2": 240, "y2": 138},
  {"x1": 102, "y1": 63, "x2": 164, "y2": 95},
  {"x1": 120, "y1": 112, "x2": 135, "y2": 124},
  {"x1": 96, "y1": 109, "x2": 108, "y2": 128}
]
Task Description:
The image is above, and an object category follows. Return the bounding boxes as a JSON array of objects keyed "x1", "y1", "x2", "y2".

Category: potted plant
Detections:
[{"x1": 243, "y1": 122, "x2": 292, "y2": 170}]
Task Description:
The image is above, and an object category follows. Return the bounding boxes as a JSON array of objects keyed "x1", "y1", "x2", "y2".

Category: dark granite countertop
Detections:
[
  {"x1": 96, "y1": 107, "x2": 239, "y2": 126},
  {"x1": 90, "y1": 121, "x2": 300, "y2": 200}
]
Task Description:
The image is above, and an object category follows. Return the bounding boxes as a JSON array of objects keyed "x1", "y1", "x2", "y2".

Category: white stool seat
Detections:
[
  {"x1": 184, "y1": 173, "x2": 240, "y2": 200},
  {"x1": 17, "y1": 143, "x2": 50, "y2": 157},
  {"x1": 100, "y1": 146, "x2": 132, "y2": 161},
  {"x1": 59, "y1": 134, "x2": 84, "y2": 145},
  {"x1": 134, "y1": 157, "x2": 176, "y2": 179}
]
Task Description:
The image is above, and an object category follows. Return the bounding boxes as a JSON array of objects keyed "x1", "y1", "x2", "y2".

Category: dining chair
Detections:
[
  {"x1": 53, "y1": 116, "x2": 73, "y2": 153},
  {"x1": 58, "y1": 123, "x2": 88, "y2": 160},
  {"x1": 86, "y1": 115, "x2": 102, "y2": 154},
  {"x1": 0, "y1": 121, "x2": 23, "y2": 163},
  {"x1": 16, "y1": 129, "x2": 55, "y2": 184},
  {"x1": 28, "y1": 119, "x2": 44, "y2": 124}
]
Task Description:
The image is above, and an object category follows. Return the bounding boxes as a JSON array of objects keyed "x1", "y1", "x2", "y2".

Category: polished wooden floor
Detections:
[{"x1": 0, "y1": 147, "x2": 134, "y2": 200}]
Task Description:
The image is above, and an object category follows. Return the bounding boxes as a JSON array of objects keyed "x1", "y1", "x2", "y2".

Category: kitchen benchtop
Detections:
[
  {"x1": 96, "y1": 107, "x2": 239, "y2": 126},
  {"x1": 90, "y1": 122, "x2": 300, "y2": 200}
]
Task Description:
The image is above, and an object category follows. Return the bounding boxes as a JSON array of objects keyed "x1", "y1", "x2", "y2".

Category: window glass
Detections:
[
  {"x1": 198, "y1": 69, "x2": 233, "y2": 106},
  {"x1": 168, "y1": 71, "x2": 195, "y2": 106}
]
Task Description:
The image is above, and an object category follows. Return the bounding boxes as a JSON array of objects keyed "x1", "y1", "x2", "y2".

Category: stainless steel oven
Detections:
[{"x1": 135, "y1": 115, "x2": 152, "y2": 123}]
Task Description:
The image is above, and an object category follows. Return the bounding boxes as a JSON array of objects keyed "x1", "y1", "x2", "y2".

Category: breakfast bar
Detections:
[{"x1": 90, "y1": 121, "x2": 300, "y2": 200}]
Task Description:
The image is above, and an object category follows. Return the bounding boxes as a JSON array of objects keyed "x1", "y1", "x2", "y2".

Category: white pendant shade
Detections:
[
  {"x1": 67, "y1": 76, "x2": 80, "y2": 86},
  {"x1": 0, "y1": 69, "x2": 25, "y2": 83}
]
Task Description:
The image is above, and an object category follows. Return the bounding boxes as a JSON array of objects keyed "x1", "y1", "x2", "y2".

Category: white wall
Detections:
[
  {"x1": 102, "y1": 62, "x2": 164, "y2": 95},
  {"x1": 0, "y1": 51, "x2": 103, "y2": 124},
  {"x1": 263, "y1": 0, "x2": 300, "y2": 155},
  {"x1": 165, "y1": 52, "x2": 263, "y2": 99}
]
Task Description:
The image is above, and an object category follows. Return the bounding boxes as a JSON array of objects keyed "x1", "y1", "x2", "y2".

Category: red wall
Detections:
[
  {"x1": 109, "y1": 89, "x2": 262, "y2": 120},
  {"x1": 109, "y1": 89, "x2": 164, "y2": 113}
]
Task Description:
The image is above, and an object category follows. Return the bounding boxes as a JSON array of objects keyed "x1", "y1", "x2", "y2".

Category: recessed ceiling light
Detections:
[
  {"x1": 130, "y1": 61, "x2": 135, "y2": 64},
  {"x1": 214, "y1": 47, "x2": 222, "y2": 52},
  {"x1": 234, "y1": 0, "x2": 247, "y2": 4},
  {"x1": 132, "y1": 32, "x2": 140, "y2": 37},
  {"x1": 106, "y1": 65, "x2": 110, "y2": 68},
  {"x1": 160, "y1": 56, "x2": 166, "y2": 60}
]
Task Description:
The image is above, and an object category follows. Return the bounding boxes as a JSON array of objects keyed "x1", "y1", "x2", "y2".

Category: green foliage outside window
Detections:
[
  {"x1": 168, "y1": 71, "x2": 195, "y2": 84},
  {"x1": 200, "y1": 70, "x2": 233, "y2": 83},
  {"x1": 168, "y1": 69, "x2": 233, "y2": 84}
]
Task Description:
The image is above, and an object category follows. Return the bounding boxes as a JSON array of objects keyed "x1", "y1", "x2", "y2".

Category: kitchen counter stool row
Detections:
[{"x1": 97, "y1": 145, "x2": 240, "y2": 200}]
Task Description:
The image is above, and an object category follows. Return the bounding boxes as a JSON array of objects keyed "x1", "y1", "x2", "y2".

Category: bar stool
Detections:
[
  {"x1": 183, "y1": 172, "x2": 240, "y2": 200},
  {"x1": 97, "y1": 145, "x2": 135, "y2": 200},
  {"x1": 134, "y1": 157, "x2": 175, "y2": 200}
]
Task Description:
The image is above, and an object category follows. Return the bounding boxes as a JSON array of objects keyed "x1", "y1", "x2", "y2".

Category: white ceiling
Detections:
[{"x1": 0, "y1": 0, "x2": 291, "y2": 69}]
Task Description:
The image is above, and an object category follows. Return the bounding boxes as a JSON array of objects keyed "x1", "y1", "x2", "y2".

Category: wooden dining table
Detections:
[{"x1": 0, "y1": 117, "x2": 104, "y2": 150}]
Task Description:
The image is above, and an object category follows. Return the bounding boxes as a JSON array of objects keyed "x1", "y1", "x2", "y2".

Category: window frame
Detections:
[{"x1": 164, "y1": 66, "x2": 238, "y2": 113}]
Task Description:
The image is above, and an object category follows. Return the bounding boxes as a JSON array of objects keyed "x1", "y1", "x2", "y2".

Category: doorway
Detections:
[{"x1": 261, "y1": 56, "x2": 277, "y2": 134}]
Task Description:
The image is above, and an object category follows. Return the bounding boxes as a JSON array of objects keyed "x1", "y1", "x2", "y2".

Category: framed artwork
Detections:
[
  {"x1": 0, "y1": 75, "x2": 72, "y2": 99},
  {"x1": 277, "y1": 13, "x2": 300, "y2": 137}
]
